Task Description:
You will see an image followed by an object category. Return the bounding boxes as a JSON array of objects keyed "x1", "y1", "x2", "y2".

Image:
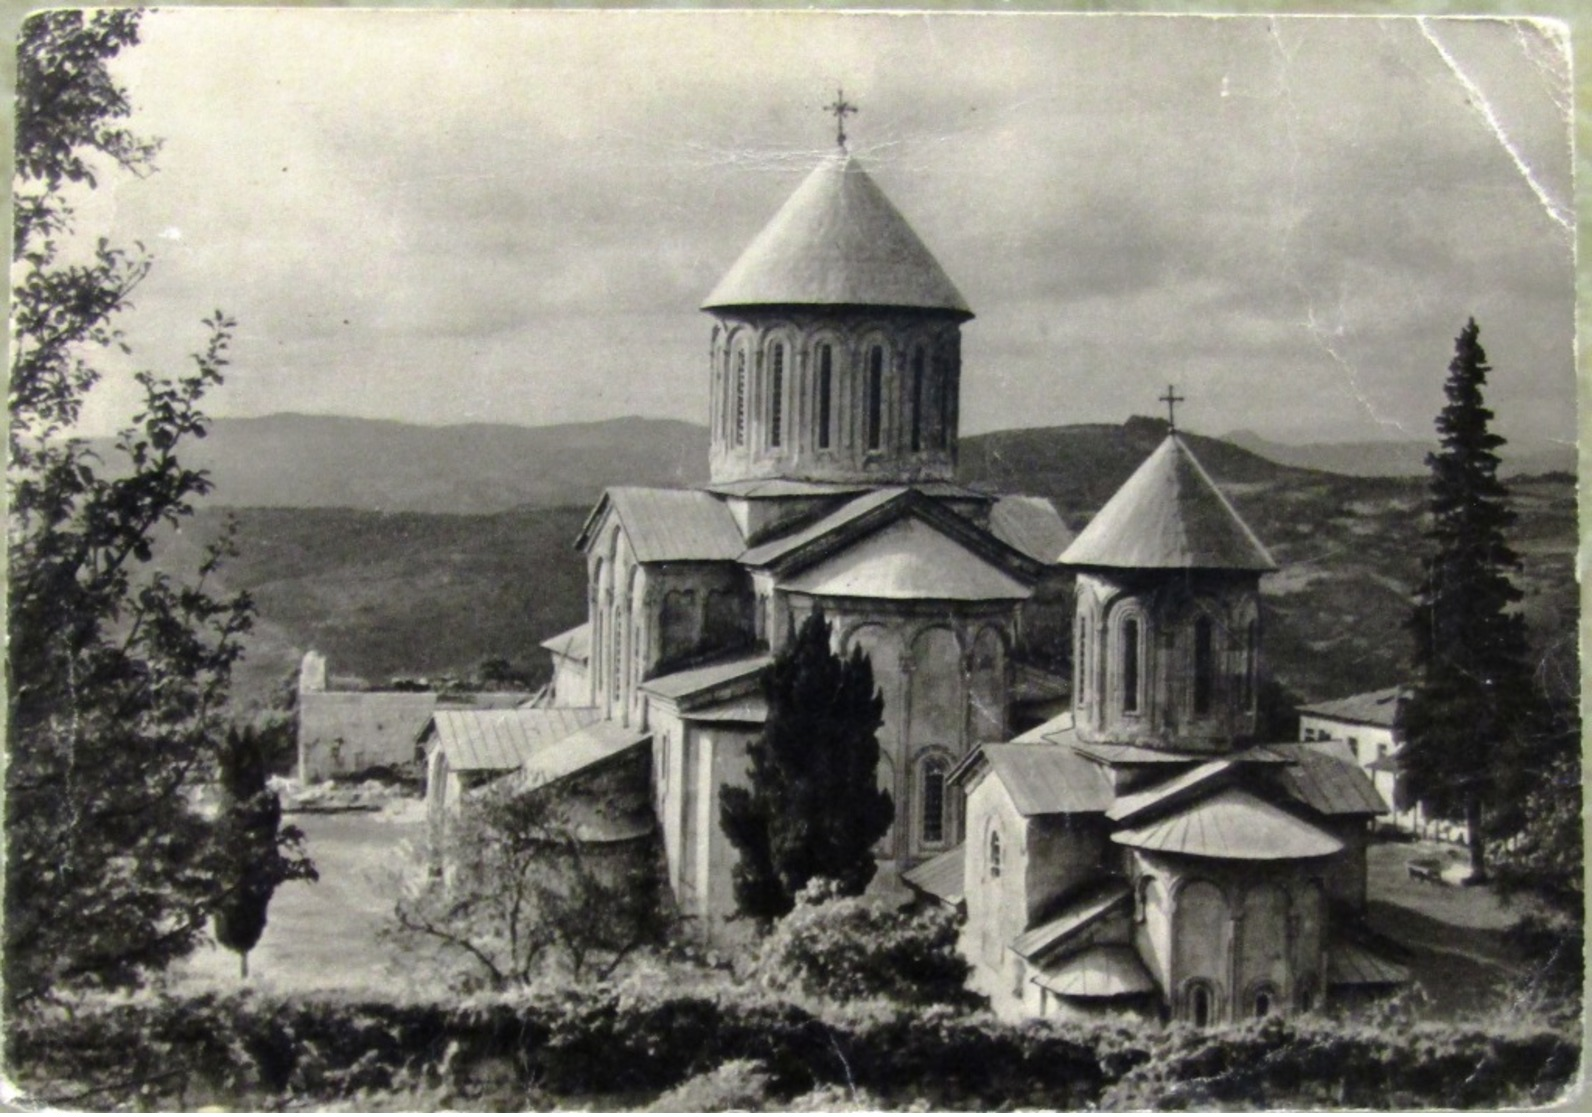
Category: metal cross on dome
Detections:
[
  {"x1": 824, "y1": 88, "x2": 858, "y2": 151},
  {"x1": 1159, "y1": 384, "x2": 1186, "y2": 432}
]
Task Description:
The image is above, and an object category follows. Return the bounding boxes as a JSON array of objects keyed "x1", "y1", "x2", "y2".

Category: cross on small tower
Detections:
[
  {"x1": 823, "y1": 88, "x2": 858, "y2": 151},
  {"x1": 1159, "y1": 384, "x2": 1186, "y2": 432}
]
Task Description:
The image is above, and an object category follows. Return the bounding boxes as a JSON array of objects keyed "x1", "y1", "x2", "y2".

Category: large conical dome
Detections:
[
  {"x1": 703, "y1": 154, "x2": 971, "y2": 316},
  {"x1": 1061, "y1": 435, "x2": 1276, "y2": 571}
]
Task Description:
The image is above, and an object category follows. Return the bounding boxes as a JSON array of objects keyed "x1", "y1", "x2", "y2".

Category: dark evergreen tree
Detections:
[
  {"x1": 1403, "y1": 318, "x2": 1533, "y2": 880},
  {"x1": 212, "y1": 725, "x2": 318, "y2": 978},
  {"x1": 719, "y1": 610, "x2": 893, "y2": 922}
]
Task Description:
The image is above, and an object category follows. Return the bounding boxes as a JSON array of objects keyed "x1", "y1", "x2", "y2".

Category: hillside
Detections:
[
  {"x1": 92, "y1": 414, "x2": 709, "y2": 514},
  {"x1": 1223, "y1": 428, "x2": 1575, "y2": 478},
  {"x1": 161, "y1": 418, "x2": 1575, "y2": 717}
]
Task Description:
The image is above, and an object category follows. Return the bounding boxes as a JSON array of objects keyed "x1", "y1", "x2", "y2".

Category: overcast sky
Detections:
[{"x1": 73, "y1": 10, "x2": 1573, "y2": 446}]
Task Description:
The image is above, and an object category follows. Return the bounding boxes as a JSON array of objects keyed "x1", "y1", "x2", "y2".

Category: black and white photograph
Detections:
[{"x1": 5, "y1": 7, "x2": 1581, "y2": 1109}]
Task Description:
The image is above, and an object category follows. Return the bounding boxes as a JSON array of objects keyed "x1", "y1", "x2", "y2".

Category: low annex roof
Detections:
[
  {"x1": 702, "y1": 154, "x2": 972, "y2": 316},
  {"x1": 1297, "y1": 686, "x2": 1407, "y2": 729},
  {"x1": 901, "y1": 844, "x2": 966, "y2": 908},
  {"x1": 641, "y1": 653, "x2": 771, "y2": 705},
  {"x1": 783, "y1": 517, "x2": 1031, "y2": 601},
  {"x1": 426, "y1": 707, "x2": 603, "y2": 772},
  {"x1": 540, "y1": 622, "x2": 590, "y2": 662},
  {"x1": 1010, "y1": 881, "x2": 1131, "y2": 961},
  {"x1": 973, "y1": 742, "x2": 1114, "y2": 816},
  {"x1": 1263, "y1": 742, "x2": 1389, "y2": 816},
  {"x1": 1327, "y1": 940, "x2": 1410, "y2": 987},
  {"x1": 1111, "y1": 787, "x2": 1344, "y2": 860},
  {"x1": 1060, "y1": 435, "x2": 1275, "y2": 572},
  {"x1": 578, "y1": 487, "x2": 746, "y2": 562},
  {"x1": 988, "y1": 495, "x2": 1073, "y2": 564},
  {"x1": 739, "y1": 487, "x2": 907, "y2": 567},
  {"x1": 685, "y1": 694, "x2": 770, "y2": 724},
  {"x1": 1107, "y1": 759, "x2": 1236, "y2": 822},
  {"x1": 518, "y1": 721, "x2": 651, "y2": 792},
  {"x1": 1031, "y1": 945, "x2": 1158, "y2": 999}
]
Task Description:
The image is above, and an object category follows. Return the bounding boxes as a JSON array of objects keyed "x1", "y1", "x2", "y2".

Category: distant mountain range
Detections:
[
  {"x1": 81, "y1": 410, "x2": 1554, "y2": 515},
  {"x1": 1222, "y1": 429, "x2": 1574, "y2": 479}
]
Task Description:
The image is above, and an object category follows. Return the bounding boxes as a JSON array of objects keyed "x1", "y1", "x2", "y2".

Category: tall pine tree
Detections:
[
  {"x1": 1403, "y1": 318, "x2": 1532, "y2": 880},
  {"x1": 720, "y1": 610, "x2": 893, "y2": 922}
]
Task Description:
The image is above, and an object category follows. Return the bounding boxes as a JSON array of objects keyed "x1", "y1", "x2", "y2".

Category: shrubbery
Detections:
[
  {"x1": 6, "y1": 986, "x2": 1577, "y2": 1111},
  {"x1": 753, "y1": 879, "x2": 976, "y2": 1007}
]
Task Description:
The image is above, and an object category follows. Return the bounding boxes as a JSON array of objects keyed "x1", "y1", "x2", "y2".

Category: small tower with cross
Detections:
[
  {"x1": 1060, "y1": 400, "x2": 1276, "y2": 752},
  {"x1": 823, "y1": 88, "x2": 858, "y2": 150}
]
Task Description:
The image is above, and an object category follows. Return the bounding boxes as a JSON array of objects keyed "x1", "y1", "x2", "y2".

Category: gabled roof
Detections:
[
  {"x1": 1010, "y1": 881, "x2": 1131, "y2": 961},
  {"x1": 739, "y1": 487, "x2": 907, "y2": 568},
  {"x1": 1263, "y1": 742, "x2": 1389, "y2": 816},
  {"x1": 1297, "y1": 686, "x2": 1407, "y2": 729},
  {"x1": 783, "y1": 516, "x2": 1031, "y2": 601},
  {"x1": 971, "y1": 742, "x2": 1114, "y2": 816},
  {"x1": 426, "y1": 707, "x2": 603, "y2": 771},
  {"x1": 901, "y1": 844, "x2": 966, "y2": 908},
  {"x1": 577, "y1": 487, "x2": 745, "y2": 562},
  {"x1": 1107, "y1": 759, "x2": 1236, "y2": 822},
  {"x1": 1032, "y1": 945, "x2": 1158, "y2": 999},
  {"x1": 517, "y1": 721, "x2": 651, "y2": 792},
  {"x1": 1070, "y1": 741, "x2": 1205, "y2": 766},
  {"x1": 703, "y1": 154, "x2": 971, "y2": 316},
  {"x1": 988, "y1": 495, "x2": 1073, "y2": 564},
  {"x1": 1060, "y1": 435, "x2": 1275, "y2": 571},
  {"x1": 1111, "y1": 787, "x2": 1344, "y2": 860},
  {"x1": 540, "y1": 622, "x2": 590, "y2": 662},
  {"x1": 640, "y1": 653, "x2": 770, "y2": 706}
]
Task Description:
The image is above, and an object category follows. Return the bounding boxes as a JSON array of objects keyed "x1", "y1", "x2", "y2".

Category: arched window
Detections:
[
  {"x1": 816, "y1": 344, "x2": 833, "y2": 450},
  {"x1": 1193, "y1": 615, "x2": 1214, "y2": 715},
  {"x1": 910, "y1": 347, "x2": 925, "y2": 452},
  {"x1": 866, "y1": 345, "x2": 884, "y2": 450},
  {"x1": 1242, "y1": 618, "x2": 1258, "y2": 710},
  {"x1": 1122, "y1": 616, "x2": 1140, "y2": 714},
  {"x1": 734, "y1": 349, "x2": 747, "y2": 447},
  {"x1": 1252, "y1": 984, "x2": 1277, "y2": 1018},
  {"x1": 1187, "y1": 981, "x2": 1215, "y2": 1027},
  {"x1": 919, "y1": 755, "x2": 949, "y2": 846},
  {"x1": 1075, "y1": 615, "x2": 1089, "y2": 707},
  {"x1": 988, "y1": 829, "x2": 1003, "y2": 879},
  {"x1": 768, "y1": 343, "x2": 785, "y2": 448},
  {"x1": 935, "y1": 351, "x2": 951, "y2": 449}
]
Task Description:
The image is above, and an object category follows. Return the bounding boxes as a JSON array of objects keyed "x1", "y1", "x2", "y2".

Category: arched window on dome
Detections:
[
  {"x1": 866, "y1": 345, "x2": 884, "y2": 450},
  {"x1": 734, "y1": 349, "x2": 747, "y2": 447},
  {"x1": 1193, "y1": 615, "x2": 1215, "y2": 716},
  {"x1": 816, "y1": 343, "x2": 834, "y2": 450},
  {"x1": 768, "y1": 342, "x2": 785, "y2": 448},
  {"x1": 1122, "y1": 616, "x2": 1141, "y2": 714},
  {"x1": 909, "y1": 346, "x2": 925, "y2": 452},
  {"x1": 935, "y1": 349, "x2": 952, "y2": 449},
  {"x1": 1242, "y1": 618, "x2": 1258, "y2": 710}
]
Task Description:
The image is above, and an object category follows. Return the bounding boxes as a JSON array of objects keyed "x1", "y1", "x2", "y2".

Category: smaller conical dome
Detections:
[
  {"x1": 1061, "y1": 435, "x2": 1276, "y2": 571},
  {"x1": 703, "y1": 154, "x2": 971, "y2": 316}
]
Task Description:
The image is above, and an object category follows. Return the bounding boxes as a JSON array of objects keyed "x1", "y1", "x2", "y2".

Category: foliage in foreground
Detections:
[
  {"x1": 7, "y1": 8, "x2": 276, "y2": 1011},
  {"x1": 720, "y1": 609, "x2": 893, "y2": 921},
  {"x1": 754, "y1": 879, "x2": 975, "y2": 1007},
  {"x1": 4, "y1": 985, "x2": 1577, "y2": 1112}
]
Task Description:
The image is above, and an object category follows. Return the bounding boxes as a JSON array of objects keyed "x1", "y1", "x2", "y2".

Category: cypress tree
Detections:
[
  {"x1": 720, "y1": 610, "x2": 893, "y2": 921},
  {"x1": 1403, "y1": 318, "x2": 1532, "y2": 881}
]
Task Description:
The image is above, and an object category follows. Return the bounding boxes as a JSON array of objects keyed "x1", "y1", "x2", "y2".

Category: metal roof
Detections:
[
  {"x1": 518, "y1": 721, "x2": 651, "y2": 792},
  {"x1": 783, "y1": 517, "x2": 1030, "y2": 601},
  {"x1": 582, "y1": 487, "x2": 746, "y2": 562},
  {"x1": 1032, "y1": 945, "x2": 1158, "y2": 999},
  {"x1": 1327, "y1": 940, "x2": 1410, "y2": 986},
  {"x1": 979, "y1": 743, "x2": 1115, "y2": 816},
  {"x1": 1265, "y1": 742, "x2": 1389, "y2": 816},
  {"x1": 427, "y1": 707, "x2": 602, "y2": 771},
  {"x1": 1060, "y1": 435, "x2": 1275, "y2": 571},
  {"x1": 1070, "y1": 741, "x2": 1203, "y2": 766},
  {"x1": 540, "y1": 621, "x2": 590, "y2": 662},
  {"x1": 1010, "y1": 708, "x2": 1077, "y2": 744},
  {"x1": 988, "y1": 495, "x2": 1073, "y2": 564},
  {"x1": 1297, "y1": 686, "x2": 1407, "y2": 729},
  {"x1": 1111, "y1": 787, "x2": 1344, "y2": 860},
  {"x1": 703, "y1": 154, "x2": 972, "y2": 316},
  {"x1": 1010, "y1": 882, "x2": 1131, "y2": 960},
  {"x1": 640, "y1": 653, "x2": 770, "y2": 703},
  {"x1": 901, "y1": 844, "x2": 966, "y2": 907},
  {"x1": 739, "y1": 487, "x2": 907, "y2": 567},
  {"x1": 1107, "y1": 759, "x2": 1236, "y2": 822}
]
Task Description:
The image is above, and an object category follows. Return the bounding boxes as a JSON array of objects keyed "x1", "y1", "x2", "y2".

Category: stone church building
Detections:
[{"x1": 423, "y1": 145, "x2": 1406, "y2": 1022}]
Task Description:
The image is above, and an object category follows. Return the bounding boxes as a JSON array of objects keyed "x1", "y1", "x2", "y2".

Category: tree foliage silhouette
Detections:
[
  {"x1": 1402, "y1": 318, "x2": 1534, "y2": 880},
  {"x1": 6, "y1": 10, "x2": 281, "y2": 1008},
  {"x1": 720, "y1": 610, "x2": 893, "y2": 922}
]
